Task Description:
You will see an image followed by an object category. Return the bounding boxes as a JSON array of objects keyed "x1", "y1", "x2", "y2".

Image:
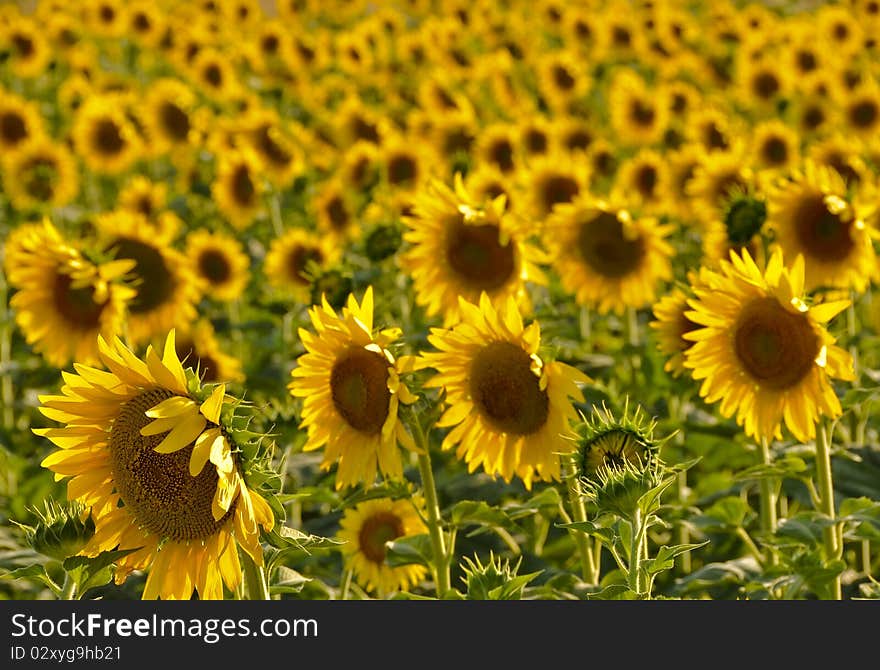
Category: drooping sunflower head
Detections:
[
  {"x1": 36, "y1": 331, "x2": 276, "y2": 599},
  {"x1": 418, "y1": 293, "x2": 589, "y2": 489},
  {"x1": 545, "y1": 194, "x2": 674, "y2": 315},
  {"x1": 4, "y1": 219, "x2": 135, "y2": 366},
  {"x1": 401, "y1": 175, "x2": 547, "y2": 326},
  {"x1": 683, "y1": 248, "x2": 855, "y2": 443},
  {"x1": 766, "y1": 160, "x2": 877, "y2": 293},
  {"x1": 337, "y1": 498, "x2": 428, "y2": 595},
  {"x1": 289, "y1": 287, "x2": 418, "y2": 489}
]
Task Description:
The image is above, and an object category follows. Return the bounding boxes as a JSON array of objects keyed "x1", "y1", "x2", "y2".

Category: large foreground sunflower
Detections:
[
  {"x1": 36, "y1": 332, "x2": 275, "y2": 599},
  {"x1": 289, "y1": 287, "x2": 417, "y2": 489},
  {"x1": 337, "y1": 498, "x2": 427, "y2": 595},
  {"x1": 4, "y1": 220, "x2": 134, "y2": 366},
  {"x1": 545, "y1": 195, "x2": 674, "y2": 314},
  {"x1": 683, "y1": 249, "x2": 854, "y2": 443},
  {"x1": 418, "y1": 293, "x2": 589, "y2": 488},
  {"x1": 400, "y1": 175, "x2": 546, "y2": 326}
]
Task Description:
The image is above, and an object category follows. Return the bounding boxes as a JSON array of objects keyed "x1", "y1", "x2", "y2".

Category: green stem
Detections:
[
  {"x1": 629, "y1": 508, "x2": 645, "y2": 597},
  {"x1": 60, "y1": 574, "x2": 77, "y2": 601},
  {"x1": 408, "y1": 410, "x2": 450, "y2": 598},
  {"x1": 625, "y1": 306, "x2": 640, "y2": 347},
  {"x1": 815, "y1": 419, "x2": 842, "y2": 600},
  {"x1": 241, "y1": 551, "x2": 270, "y2": 600},
  {"x1": 758, "y1": 437, "x2": 778, "y2": 566},
  {"x1": 735, "y1": 527, "x2": 765, "y2": 565},
  {"x1": 339, "y1": 567, "x2": 352, "y2": 601},
  {"x1": 862, "y1": 540, "x2": 872, "y2": 578},
  {"x1": 564, "y1": 456, "x2": 599, "y2": 584},
  {"x1": 269, "y1": 190, "x2": 285, "y2": 238},
  {"x1": 1, "y1": 267, "x2": 13, "y2": 431}
]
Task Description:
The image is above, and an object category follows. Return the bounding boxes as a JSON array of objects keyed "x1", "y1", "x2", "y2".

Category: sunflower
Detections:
[
  {"x1": 191, "y1": 49, "x2": 239, "y2": 101},
  {"x1": 127, "y1": 1, "x2": 164, "y2": 47},
  {"x1": 585, "y1": 138, "x2": 620, "y2": 188},
  {"x1": 612, "y1": 149, "x2": 670, "y2": 215},
  {"x1": 337, "y1": 498, "x2": 427, "y2": 595},
  {"x1": 702, "y1": 191, "x2": 768, "y2": 269},
  {"x1": 401, "y1": 175, "x2": 547, "y2": 326},
  {"x1": 650, "y1": 282, "x2": 703, "y2": 378},
  {"x1": 666, "y1": 143, "x2": 706, "y2": 221},
  {"x1": 735, "y1": 55, "x2": 791, "y2": 113},
  {"x1": 2, "y1": 136, "x2": 79, "y2": 211},
  {"x1": 174, "y1": 320, "x2": 244, "y2": 384},
  {"x1": 213, "y1": 150, "x2": 264, "y2": 230},
  {"x1": 264, "y1": 227, "x2": 339, "y2": 302},
  {"x1": 141, "y1": 78, "x2": 198, "y2": 156},
  {"x1": 516, "y1": 116, "x2": 555, "y2": 159},
  {"x1": 72, "y1": 97, "x2": 142, "y2": 175},
  {"x1": 545, "y1": 194, "x2": 674, "y2": 315},
  {"x1": 683, "y1": 249, "x2": 855, "y2": 443},
  {"x1": 523, "y1": 152, "x2": 590, "y2": 224},
  {"x1": 536, "y1": 49, "x2": 591, "y2": 114},
  {"x1": 750, "y1": 120, "x2": 800, "y2": 173},
  {"x1": 474, "y1": 123, "x2": 519, "y2": 175},
  {"x1": 186, "y1": 229, "x2": 250, "y2": 302},
  {"x1": 313, "y1": 178, "x2": 359, "y2": 241},
  {"x1": 0, "y1": 91, "x2": 44, "y2": 155},
  {"x1": 554, "y1": 115, "x2": 595, "y2": 156},
  {"x1": 36, "y1": 331, "x2": 274, "y2": 599},
  {"x1": 243, "y1": 107, "x2": 302, "y2": 188},
  {"x1": 2, "y1": 17, "x2": 51, "y2": 79},
  {"x1": 807, "y1": 135, "x2": 870, "y2": 189},
  {"x1": 4, "y1": 220, "x2": 135, "y2": 367},
  {"x1": 464, "y1": 165, "x2": 518, "y2": 215},
  {"x1": 766, "y1": 161, "x2": 877, "y2": 293},
  {"x1": 842, "y1": 79, "x2": 880, "y2": 138},
  {"x1": 608, "y1": 71, "x2": 669, "y2": 147},
  {"x1": 817, "y1": 4, "x2": 864, "y2": 58},
  {"x1": 380, "y1": 135, "x2": 435, "y2": 195},
  {"x1": 289, "y1": 287, "x2": 417, "y2": 490},
  {"x1": 687, "y1": 149, "x2": 754, "y2": 229},
  {"x1": 97, "y1": 211, "x2": 200, "y2": 345},
  {"x1": 417, "y1": 293, "x2": 588, "y2": 488},
  {"x1": 86, "y1": 0, "x2": 128, "y2": 37},
  {"x1": 686, "y1": 107, "x2": 734, "y2": 154}
]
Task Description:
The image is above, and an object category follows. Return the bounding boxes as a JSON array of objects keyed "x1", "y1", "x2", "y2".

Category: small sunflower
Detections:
[
  {"x1": 4, "y1": 220, "x2": 135, "y2": 367},
  {"x1": 2, "y1": 18, "x2": 51, "y2": 79},
  {"x1": 545, "y1": 194, "x2": 674, "y2": 315},
  {"x1": 612, "y1": 149, "x2": 670, "y2": 215},
  {"x1": 174, "y1": 320, "x2": 244, "y2": 384},
  {"x1": 750, "y1": 120, "x2": 800, "y2": 173},
  {"x1": 475, "y1": 123, "x2": 519, "y2": 175},
  {"x1": 608, "y1": 71, "x2": 669, "y2": 147},
  {"x1": 766, "y1": 161, "x2": 877, "y2": 293},
  {"x1": 191, "y1": 49, "x2": 239, "y2": 101},
  {"x1": 117, "y1": 176, "x2": 168, "y2": 223},
  {"x1": 141, "y1": 78, "x2": 197, "y2": 156},
  {"x1": 523, "y1": 152, "x2": 590, "y2": 224},
  {"x1": 289, "y1": 287, "x2": 417, "y2": 490},
  {"x1": 2, "y1": 136, "x2": 79, "y2": 211},
  {"x1": 264, "y1": 227, "x2": 339, "y2": 303},
  {"x1": 243, "y1": 107, "x2": 302, "y2": 188},
  {"x1": 418, "y1": 293, "x2": 589, "y2": 488},
  {"x1": 186, "y1": 229, "x2": 250, "y2": 302},
  {"x1": 337, "y1": 498, "x2": 428, "y2": 595},
  {"x1": 313, "y1": 178, "x2": 359, "y2": 241},
  {"x1": 0, "y1": 90, "x2": 44, "y2": 155},
  {"x1": 97, "y1": 211, "x2": 200, "y2": 345},
  {"x1": 842, "y1": 80, "x2": 880, "y2": 139},
  {"x1": 400, "y1": 175, "x2": 547, "y2": 326},
  {"x1": 683, "y1": 249, "x2": 855, "y2": 443},
  {"x1": 687, "y1": 149, "x2": 754, "y2": 228},
  {"x1": 575, "y1": 401, "x2": 659, "y2": 480},
  {"x1": 213, "y1": 150, "x2": 264, "y2": 230},
  {"x1": 72, "y1": 97, "x2": 142, "y2": 175},
  {"x1": 36, "y1": 331, "x2": 275, "y2": 599},
  {"x1": 650, "y1": 279, "x2": 705, "y2": 378}
]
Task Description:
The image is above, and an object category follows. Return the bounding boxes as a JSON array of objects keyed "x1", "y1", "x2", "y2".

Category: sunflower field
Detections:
[{"x1": 1, "y1": 0, "x2": 880, "y2": 604}]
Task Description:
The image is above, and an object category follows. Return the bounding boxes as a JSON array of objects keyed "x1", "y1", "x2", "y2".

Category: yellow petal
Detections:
[
  {"x1": 189, "y1": 429, "x2": 217, "y2": 476},
  {"x1": 162, "y1": 330, "x2": 189, "y2": 393},
  {"x1": 145, "y1": 395, "x2": 197, "y2": 419},
  {"x1": 199, "y1": 384, "x2": 226, "y2": 424},
  {"x1": 153, "y1": 414, "x2": 207, "y2": 454}
]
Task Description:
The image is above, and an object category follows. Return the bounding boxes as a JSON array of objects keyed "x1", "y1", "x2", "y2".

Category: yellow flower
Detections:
[
  {"x1": 2, "y1": 136, "x2": 79, "y2": 211},
  {"x1": 72, "y1": 97, "x2": 142, "y2": 175},
  {"x1": 186, "y1": 229, "x2": 250, "y2": 302},
  {"x1": 418, "y1": 293, "x2": 589, "y2": 488},
  {"x1": 683, "y1": 249, "x2": 855, "y2": 443},
  {"x1": 337, "y1": 498, "x2": 427, "y2": 595},
  {"x1": 289, "y1": 287, "x2": 417, "y2": 489},
  {"x1": 264, "y1": 227, "x2": 339, "y2": 303},
  {"x1": 36, "y1": 332, "x2": 274, "y2": 599}
]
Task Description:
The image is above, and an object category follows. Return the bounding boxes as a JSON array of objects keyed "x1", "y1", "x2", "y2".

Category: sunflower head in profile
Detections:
[
  {"x1": 36, "y1": 331, "x2": 276, "y2": 599},
  {"x1": 337, "y1": 497, "x2": 427, "y2": 595},
  {"x1": 264, "y1": 227, "x2": 340, "y2": 303},
  {"x1": 684, "y1": 248, "x2": 855, "y2": 443},
  {"x1": 766, "y1": 161, "x2": 877, "y2": 293},
  {"x1": 97, "y1": 210, "x2": 200, "y2": 345},
  {"x1": 400, "y1": 175, "x2": 547, "y2": 326},
  {"x1": 289, "y1": 287, "x2": 418, "y2": 490},
  {"x1": 186, "y1": 229, "x2": 250, "y2": 302},
  {"x1": 545, "y1": 194, "x2": 674, "y2": 315},
  {"x1": 417, "y1": 293, "x2": 590, "y2": 489},
  {"x1": 4, "y1": 220, "x2": 135, "y2": 367},
  {"x1": 1, "y1": 136, "x2": 79, "y2": 211}
]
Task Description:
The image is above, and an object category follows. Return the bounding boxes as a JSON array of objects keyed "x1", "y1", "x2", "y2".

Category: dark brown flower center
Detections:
[
  {"x1": 22, "y1": 156, "x2": 59, "y2": 200},
  {"x1": 761, "y1": 136, "x2": 788, "y2": 165},
  {"x1": 92, "y1": 118, "x2": 125, "y2": 156},
  {"x1": 537, "y1": 174, "x2": 579, "y2": 215},
  {"x1": 524, "y1": 129, "x2": 548, "y2": 155},
  {"x1": 734, "y1": 296, "x2": 819, "y2": 390},
  {"x1": 160, "y1": 102, "x2": 190, "y2": 141},
  {"x1": 388, "y1": 154, "x2": 417, "y2": 186},
  {"x1": 849, "y1": 99, "x2": 879, "y2": 128},
  {"x1": 197, "y1": 249, "x2": 232, "y2": 284},
  {"x1": 324, "y1": 195, "x2": 349, "y2": 231},
  {"x1": 351, "y1": 116, "x2": 380, "y2": 144},
  {"x1": 109, "y1": 237, "x2": 176, "y2": 314},
  {"x1": 330, "y1": 346, "x2": 391, "y2": 434},
  {"x1": 634, "y1": 165, "x2": 658, "y2": 198},
  {"x1": 109, "y1": 389, "x2": 235, "y2": 542},
  {"x1": 630, "y1": 99, "x2": 656, "y2": 126},
  {"x1": 204, "y1": 63, "x2": 223, "y2": 88},
  {"x1": 469, "y1": 341, "x2": 549, "y2": 435},
  {"x1": 793, "y1": 193, "x2": 855, "y2": 262},
  {"x1": 552, "y1": 65, "x2": 576, "y2": 91},
  {"x1": 231, "y1": 164, "x2": 255, "y2": 206},
  {"x1": 752, "y1": 71, "x2": 780, "y2": 100},
  {"x1": 489, "y1": 138, "x2": 515, "y2": 172},
  {"x1": 577, "y1": 211, "x2": 645, "y2": 278},
  {"x1": 445, "y1": 214, "x2": 516, "y2": 291},
  {"x1": 286, "y1": 245, "x2": 323, "y2": 284},
  {"x1": 12, "y1": 33, "x2": 35, "y2": 58},
  {"x1": 358, "y1": 511, "x2": 404, "y2": 564},
  {"x1": 52, "y1": 273, "x2": 104, "y2": 328}
]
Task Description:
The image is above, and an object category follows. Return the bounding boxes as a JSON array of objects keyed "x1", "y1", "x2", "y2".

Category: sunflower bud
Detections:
[
  {"x1": 310, "y1": 268, "x2": 353, "y2": 308},
  {"x1": 460, "y1": 552, "x2": 539, "y2": 600},
  {"x1": 722, "y1": 194, "x2": 766, "y2": 246},
  {"x1": 18, "y1": 501, "x2": 95, "y2": 561}
]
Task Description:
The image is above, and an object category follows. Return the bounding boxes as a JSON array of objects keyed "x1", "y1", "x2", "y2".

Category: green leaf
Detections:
[
  {"x1": 385, "y1": 534, "x2": 433, "y2": 568},
  {"x1": 504, "y1": 487, "x2": 562, "y2": 519},
  {"x1": 638, "y1": 476, "x2": 675, "y2": 515},
  {"x1": 585, "y1": 584, "x2": 639, "y2": 600},
  {"x1": 644, "y1": 541, "x2": 710, "y2": 577},
  {"x1": 767, "y1": 512, "x2": 834, "y2": 547},
  {"x1": 693, "y1": 497, "x2": 752, "y2": 531},
  {"x1": 735, "y1": 456, "x2": 807, "y2": 481},
  {"x1": 269, "y1": 566, "x2": 310, "y2": 595},
  {"x1": 0, "y1": 564, "x2": 60, "y2": 594},
  {"x1": 557, "y1": 519, "x2": 617, "y2": 546},
  {"x1": 265, "y1": 525, "x2": 341, "y2": 551},
  {"x1": 337, "y1": 480, "x2": 415, "y2": 510},
  {"x1": 672, "y1": 558, "x2": 760, "y2": 597},
  {"x1": 63, "y1": 548, "x2": 140, "y2": 596},
  {"x1": 450, "y1": 500, "x2": 511, "y2": 530}
]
